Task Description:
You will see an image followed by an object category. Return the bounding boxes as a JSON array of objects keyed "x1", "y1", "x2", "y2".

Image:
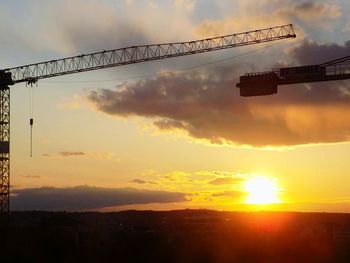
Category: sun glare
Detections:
[{"x1": 244, "y1": 176, "x2": 282, "y2": 204}]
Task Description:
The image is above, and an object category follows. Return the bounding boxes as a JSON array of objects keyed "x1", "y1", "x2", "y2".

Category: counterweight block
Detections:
[{"x1": 237, "y1": 72, "x2": 279, "y2": 97}]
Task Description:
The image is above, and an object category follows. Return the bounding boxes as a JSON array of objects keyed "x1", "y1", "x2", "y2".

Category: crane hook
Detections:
[{"x1": 30, "y1": 118, "x2": 33, "y2": 157}]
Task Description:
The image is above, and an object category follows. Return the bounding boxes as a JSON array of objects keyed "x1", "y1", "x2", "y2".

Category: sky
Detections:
[{"x1": 2, "y1": 0, "x2": 350, "y2": 212}]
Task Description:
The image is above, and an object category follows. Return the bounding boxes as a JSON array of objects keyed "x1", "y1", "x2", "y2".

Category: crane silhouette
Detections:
[{"x1": 0, "y1": 24, "x2": 296, "y2": 214}]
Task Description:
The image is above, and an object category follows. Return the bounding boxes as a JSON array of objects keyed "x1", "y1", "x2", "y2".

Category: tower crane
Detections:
[
  {"x1": 237, "y1": 54, "x2": 350, "y2": 96},
  {"x1": 0, "y1": 24, "x2": 296, "y2": 214}
]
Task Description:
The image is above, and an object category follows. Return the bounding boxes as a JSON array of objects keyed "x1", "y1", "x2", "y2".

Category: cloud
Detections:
[
  {"x1": 35, "y1": 0, "x2": 195, "y2": 56},
  {"x1": 209, "y1": 177, "x2": 242, "y2": 185},
  {"x1": 11, "y1": 186, "x2": 187, "y2": 211},
  {"x1": 44, "y1": 151, "x2": 120, "y2": 161},
  {"x1": 189, "y1": 190, "x2": 246, "y2": 203},
  {"x1": 194, "y1": 1, "x2": 340, "y2": 38},
  {"x1": 291, "y1": 2, "x2": 341, "y2": 21},
  {"x1": 290, "y1": 40, "x2": 350, "y2": 65},
  {"x1": 38, "y1": 0, "x2": 150, "y2": 54},
  {"x1": 175, "y1": 0, "x2": 196, "y2": 12},
  {"x1": 131, "y1": 178, "x2": 157, "y2": 185},
  {"x1": 211, "y1": 191, "x2": 245, "y2": 198},
  {"x1": 59, "y1": 151, "x2": 85, "y2": 157},
  {"x1": 130, "y1": 179, "x2": 147, "y2": 184},
  {"x1": 20, "y1": 175, "x2": 41, "y2": 179},
  {"x1": 87, "y1": 38, "x2": 350, "y2": 147}
]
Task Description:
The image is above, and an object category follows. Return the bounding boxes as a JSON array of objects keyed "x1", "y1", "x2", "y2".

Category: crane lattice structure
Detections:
[{"x1": 0, "y1": 24, "x2": 296, "y2": 214}]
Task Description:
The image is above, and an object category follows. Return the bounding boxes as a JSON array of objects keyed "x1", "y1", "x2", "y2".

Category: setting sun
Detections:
[{"x1": 244, "y1": 176, "x2": 282, "y2": 205}]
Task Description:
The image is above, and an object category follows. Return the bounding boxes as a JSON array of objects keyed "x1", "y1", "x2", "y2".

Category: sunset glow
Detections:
[
  {"x1": 244, "y1": 176, "x2": 282, "y2": 205},
  {"x1": 4, "y1": 1, "x2": 350, "y2": 261},
  {"x1": 1, "y1": 0, "x2": 350, "y2": 213}
]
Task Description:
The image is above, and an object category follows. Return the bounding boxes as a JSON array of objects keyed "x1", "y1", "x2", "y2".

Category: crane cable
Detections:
[{"x1": 29, "y1": 83, "x2": 34, "y2": 157}]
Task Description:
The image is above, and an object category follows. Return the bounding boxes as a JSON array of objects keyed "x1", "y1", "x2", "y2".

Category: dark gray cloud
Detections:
[
  {"x1": 130, "y1": 179, "x2": 147, "y2": 184},
  {"x1": 291, "y1": 40, "x2": 350, "y2": 65},
  {"x1": 294, "y1": 1, "x2": 317, "y2": 11},
  {"x1": 130, "y1": 178, "x2": 157, "y2": 185},
  {"x1": 59, "y1": 152, "x2": 85, "y2": 157},
  {"x1": 11, "y1": 186, "x2": 186, "y2": 211},
  {"x1": 291, "y1": 1, "x2": 341, "y2": 20},
  {"x1": 269, "y1": 0, "x2": 341, "y2": 23}
]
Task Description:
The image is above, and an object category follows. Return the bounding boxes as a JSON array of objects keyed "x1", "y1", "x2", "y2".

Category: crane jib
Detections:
[{"x1": 1, "y1": 24, "x2": 295, "y2": 85}]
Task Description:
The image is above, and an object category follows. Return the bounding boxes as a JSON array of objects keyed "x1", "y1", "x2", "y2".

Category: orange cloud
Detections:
[{"x1": 87, "y1": 38, "x2": 350, "y2": 147}]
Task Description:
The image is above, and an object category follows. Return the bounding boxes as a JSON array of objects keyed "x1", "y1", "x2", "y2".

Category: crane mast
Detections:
[{"x1": 0, "y1": 24, "x2": 295, "y2": 214}]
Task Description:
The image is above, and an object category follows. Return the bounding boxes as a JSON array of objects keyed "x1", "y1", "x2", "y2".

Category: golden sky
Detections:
[{"x1": 3, "y1": 0, "x2": 350, "y2": 212}]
